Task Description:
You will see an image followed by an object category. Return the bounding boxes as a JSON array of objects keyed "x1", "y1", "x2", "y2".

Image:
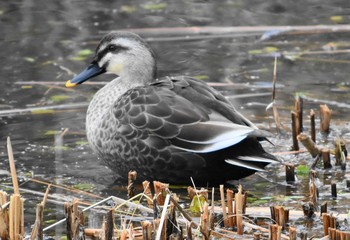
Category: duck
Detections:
[{"x1": 65, "y1": 31, "x2": 277, "y2": 185}]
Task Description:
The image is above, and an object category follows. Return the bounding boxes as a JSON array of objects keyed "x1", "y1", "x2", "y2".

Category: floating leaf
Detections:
[
  {"x1": 71, "y1": 49, "x2": 94, "y2": 61},
  {"x1": 74, "y1": 183, "x2": 95, "y2": 192},
  {"x1": 50, "y1": 95, "x2": 70, "y2": 103},
  {"x1": 24, "y1": 57, "x2": 35, "y2": 63},
  {"x1": 44, "y1": 130, "x2": 61, "y2": 136},
  {"x1": 248, "y1": 46, "x2": 278, "y2": 55},
  {"x1": 31, "y1": 109, "x2": 55, "y2": 115},
  {"x1": 21, "y1": 86, "x2": 33, "y2": 89},
  {"x1": 142, "y1": 3, "x2": 167, "y2": 10},
  {"x1": 51, "y1": 145, "x2": 70, "y2": 151},
  {"x1": 330, "y1": 15, "x2": 344, "y2": 24},
  {"x1": 296, "y1": 165, "x2": 309, "y2": 175},
  {"x1": 45, "y1": 219, "x2": 57, "y2": 224},
  {"x1": 77, "y1": 49, "x2": 94, "y2": 57},
  {"x1": 121, "y1": 5, "x2": 137, "y2": 13},
  {"x1": 189, "y1": 195, "x2": 206, "y2": 214},
  {"x1": 75, "y1": 140, "x2": 89, "y2": 145}
]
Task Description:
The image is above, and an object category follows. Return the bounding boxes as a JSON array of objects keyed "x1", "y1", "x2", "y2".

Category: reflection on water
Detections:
[{"x1": 0, "y1": 0, "x2": 349, "y2": 236}]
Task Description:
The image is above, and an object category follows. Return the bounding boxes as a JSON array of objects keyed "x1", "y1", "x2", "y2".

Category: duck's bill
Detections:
[{"x1": 65, "y1": 62, "x2": 106, "y2": 88}]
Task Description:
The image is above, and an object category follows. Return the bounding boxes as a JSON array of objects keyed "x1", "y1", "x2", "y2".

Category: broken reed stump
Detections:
[
  {"x1": 289, "y1": 226, "x2": 297, "y2": 240},
  {"x1": 142, "y1": 221, "x2": 153, "y2": 240},
  {"x1": 270, "y1": 206, "x2": 288, "y2": 229},
  {"x1": 310, "y1": 109, "x2": 316, "y2": 143},
  {"x1": 0, "y1": 191, "x2": 8, "y2": 239},
  {"x1": 322, "y1": 213, "x2": 337, "y2": 237},
  {"x1": 142, "y1": 180, "x2": 154, "y2": 208},
  {"x1": 65, "y1": 199, "x2": 85, "y2": 240},
  {"x1": 235, "y1": 185, "x2": 244, "y2": 235},
  {"x1": 295, "y1": 95, "x2": 303, "y2": 133},
  {"x1": 268, "y1": 224, "x2": 282, "y2": 240},
  {"x1": 9, "y1": 194, "x2": 24, "y2": 240},
  {"x1": 285, "y1": 164, "x2": 295, "y2": 182},
  {"x1": 321, "y1": 148, "x2": 332, "y2": 169},
  {"x1": 297, "y1": 133, "x2": 320, "y2": 158},
  {"x1": 320, "y1": 202, "x2": 327, "y2": 216},
  {"x1": 291, "y1": 111, "x2": 300, "y2": 151},
  {"x1": 127, "y1": 171, "x2": 137, "y2": 199},
  {"x1": 153, "y1": 181, "x2": 169, "y2": 206},
  {"x1": 219, "y1": 185, "x2": 229, "y2": 227},
  {"x1": 7, "y1": 137, "x2": 24, "y2": 240},
  {"x1": 320, "y1": 104, "x2": 331, "y2": 133},
  {"x1": 226, "y1": 189, "x2": 234, "y2": 228},
  {"x1": 200, "y1": 202, "x2": 210, "y2": 239},
  {"x1": 328, "y1": 229, "x2": 350, "y2": 240},
  {"x1": 309, "y1": 172, "x2": 318, "y2": 206},
  {"x1": 331, "y1": 183, "x2": 337, "y2": 199},
  {"x1": 101, "y1": 209, "x2": 114, "y2": 240}
]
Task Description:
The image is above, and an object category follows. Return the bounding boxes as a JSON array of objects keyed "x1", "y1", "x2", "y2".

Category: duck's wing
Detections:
[{"x1": 112, "y1": 76, "x2": 256, "y2": 154}]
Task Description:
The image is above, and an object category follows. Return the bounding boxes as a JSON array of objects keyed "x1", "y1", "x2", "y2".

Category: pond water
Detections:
[{"x1": 0, "y1": 0, "x2": 349, "y2": 237}]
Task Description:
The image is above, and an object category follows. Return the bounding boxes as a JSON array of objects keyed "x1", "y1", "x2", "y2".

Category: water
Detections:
[{"x1": 0, "y1": 0, "x2": 349, "y2": 237}]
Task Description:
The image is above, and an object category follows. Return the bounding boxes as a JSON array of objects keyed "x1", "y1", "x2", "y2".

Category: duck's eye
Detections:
[{"x1": 108, "y1": 44, "x2": 118, "y2": 52}]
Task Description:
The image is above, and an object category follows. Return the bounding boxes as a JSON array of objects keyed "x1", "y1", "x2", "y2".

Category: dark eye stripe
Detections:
[{"x1": 96, "y1": 44, "x2": 129, "y2": 62}]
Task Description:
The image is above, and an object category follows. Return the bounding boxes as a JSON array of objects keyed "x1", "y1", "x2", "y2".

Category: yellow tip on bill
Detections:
[{"x1": 65, "y1": 80, "x2": 77, "y2": 88}]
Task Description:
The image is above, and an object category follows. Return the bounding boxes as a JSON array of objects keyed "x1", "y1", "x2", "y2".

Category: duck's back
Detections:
[{"x1": 87, "y1": 76, "x2": 276, "y2": 184}]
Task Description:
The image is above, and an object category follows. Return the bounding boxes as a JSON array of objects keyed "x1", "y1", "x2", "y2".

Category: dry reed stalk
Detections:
[
  {"x1": 289, "y1": 226, "x2": 297, "y2": 240},
  {"x1": 28, "y1": 178, "x2": 103, "y2": 200},
  {"x1": 321, "y1": 149, "x2": 332, "y2": 169},
  {"x1": 142, "y1": 181, "x2": 153, "y2": 208},
  {"x1": 310, "y1": 110, "x2": 316, "y2": 142},
  {"x1": 269, "y1": 224, "x2": 282, "y2": 240},
  {"x1": 0, "y1": 191, "x2": 8, "y2": 239},
  {"x1": 226, "y1": 189, "x2": 234, "y2": 228},
  {"x1": 235, "y1": 185, "x2": 244, "y2": 235},
  {"x1": 155, "y1": 194, "x2": 170, "y2": 240},
  {"x1": 142, "y1": 221, "x2": 153, "y2": 240},
  {"x1": 8, "y1": 194, "x2": 24, "y2": 240},
  {"x1": 320, "y1": 104, "x2": 331, "y2": 133},
  {"x1": 219, "y1": 185, "x2": 229, "y2": 227},
  {"x1": 297, "y1": 133, "x2": 320, "y2": 157},
  {"x1": 271, "y1": 56, "x2": 280, "y2": 133},
  {"x1": 291, "y1": 112, "x2": 299, "y2": 151},
  {"x1": 127, "y1": 171, "x2": 137, "y2": 199},
  {"x1": 186, "y1": 222, "x2": 193, "y2": 240},
  {"x1": 30, "y1": 184, "x2": 51, "y2": 240},
  {"x1": 7, "y1": 137, "x2": 19, "y2": 195},
  {"x1": 153, "y1": 181, "x2": 169, "y2": 206},
  {"x1": 285, "y1": 164, "x2": 295, "y2": 182}
]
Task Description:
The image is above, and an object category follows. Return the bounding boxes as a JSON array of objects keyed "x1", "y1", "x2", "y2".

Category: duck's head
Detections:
[{"x1": 66, "y1": 31, "x2": 157, "y2": 88}]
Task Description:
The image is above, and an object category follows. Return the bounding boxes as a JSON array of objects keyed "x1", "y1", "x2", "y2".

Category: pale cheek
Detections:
[{"x1": 108, "y1": 63, "x2": 124, "y2": 75}]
